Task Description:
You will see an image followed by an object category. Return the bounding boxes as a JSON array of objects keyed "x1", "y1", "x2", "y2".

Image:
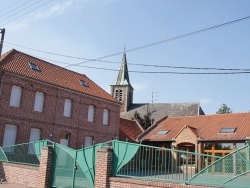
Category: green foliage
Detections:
[
  {"x1": 133, "y1": 111, "x2": 154, "y2": 130},
  {"x1": 216, "y1": 103, "x2": 233, "y2": 114}
]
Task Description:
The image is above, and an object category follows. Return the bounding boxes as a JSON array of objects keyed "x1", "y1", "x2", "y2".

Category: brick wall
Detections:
[
  {"x1": 109, "y1": 177, "x2": 217, "y2": 188},
  {"x1": 0, "y1": 162, "x2": 39, "y2": 187},
  {"x1": 0, "y1": 73, "x2": 120, "y2": 149},
  {"x1": 0, "y1": 146, "x2": 52, "y2": 188}
]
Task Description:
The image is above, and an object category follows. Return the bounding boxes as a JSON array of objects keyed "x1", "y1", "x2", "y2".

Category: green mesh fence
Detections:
[
  {"x1": 0, "y1": 140, "x2": 47, "y2": 165},
  {"x1": 189, "y1": 144, "x2": 250, "y2": 188},
  {"x1": 112, "y1": 140, "x2": 221, "y2": 183}
]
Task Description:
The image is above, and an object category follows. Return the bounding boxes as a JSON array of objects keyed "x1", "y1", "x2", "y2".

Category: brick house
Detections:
[
  {"x1": 140, "y1": 113, "x2": 250, "y2": 157},
  {"x1": 0, "y1": 49, "x2": 120, "y2": 149}
]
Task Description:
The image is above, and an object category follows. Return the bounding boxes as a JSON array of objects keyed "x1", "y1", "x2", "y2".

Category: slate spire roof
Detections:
[{"x1": 112, "y1": 52, "x2": 132, "y2": 87}]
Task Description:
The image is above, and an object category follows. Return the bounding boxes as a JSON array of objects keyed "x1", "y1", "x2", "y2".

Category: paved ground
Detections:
[{"x1": 0, "y1": 182, "x2": 30, "y2": 188}]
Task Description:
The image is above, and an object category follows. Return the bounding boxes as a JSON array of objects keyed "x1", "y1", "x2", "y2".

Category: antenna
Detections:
[{"x1": 150, "y1": 91, "x2": 161, "y2": 125}]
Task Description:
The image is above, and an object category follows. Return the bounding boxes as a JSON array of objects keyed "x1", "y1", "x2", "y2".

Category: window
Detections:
[
  {"x1": 9, "y1": 85, "x2": 22, "y2": 107},
  {"x1": 87, "y1": 105, "x2": 94, "y2": 122},
  {"x1": 28, "y1": 128, "x2": 41, "y2": 154},
  {"x1": 2, "y1": 124, "x2": 17, "y2": 152},
  {"x1": 63, "y1": 99, "x2": 72, "y2": 117},
  {"x1": 220, "y1": 128, "x2": 236, "y2": 133},
  {"x1": 80, "y1": 79, "x2": 89, "y2": 87},
  {"x1": 103, "y1": 109, "x2": 109, "y2": 125},
  {"x1": 60, "y1": 133, "x2": 70, "y2": 146},
  {"x1": 59, "y1": 133, "x2": 70, "y2": 166},
  {"x1": 85, "y1": 136, "x2": 93, "y2": 147},
  {"x1": 156, "y1": 130, "x2": 168, "y2": 135},
  {"x1": 115, "y1": 89, "x2": 123, "y2": 101},
  {"x1": 29, "y1": 62, "x2": 40, "y2": 71},
  {"x1": 34, "y1": 92, "x2": 44, "y2": 112}
]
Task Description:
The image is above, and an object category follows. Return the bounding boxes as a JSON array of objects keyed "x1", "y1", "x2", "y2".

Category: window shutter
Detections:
[
  {"x1": 85, "y1": 136, "x2": 93, "y2": 147},
  {"x1": 9, "y1": 85, "x2": 22, "y2": 107},
  {"x1": 87, "y1": 105, "x2": 94, "y2": 122},
  {"x1": 63, "y1": 99, "x2": 72, "y2": 117},
  {"x1": 3, "y1": 124, "x2": 17, "y2": 152},
  {"x1": 103, "y1": 109, "x2": 109, "y2": 125},
  {"x1": 34, "y1": 92, "x2": 44, "y2": 112}
]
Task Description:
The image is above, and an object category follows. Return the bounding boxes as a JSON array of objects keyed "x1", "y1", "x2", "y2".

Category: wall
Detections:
[
  {"x1": 0, "y1": 73, "x2": 120, "y2": 149},
  {"x1": 0, "y1": 162, "x2": 39, "y2": 187},
  {"x1": 109, "y1": 177, "x2": 217, "y2": 188}
]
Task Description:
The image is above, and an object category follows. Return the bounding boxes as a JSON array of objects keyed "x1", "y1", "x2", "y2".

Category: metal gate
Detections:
[{"x1": 50, "y1": 142, "x2": 101, "y2": 188}]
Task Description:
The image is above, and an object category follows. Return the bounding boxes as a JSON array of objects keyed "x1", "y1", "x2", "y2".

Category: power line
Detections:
[
  {"x1": 4, "y1": 41, "x2": 250, "y2": 72},
  {"x1": 18, "y1": 50, "x2": 250, "y2": 75},
  {"x1": 0, "y1": 0, "x2": 56, "y2": 27},
  {"x1": 0, "y1": 0, "x2": 27, "y2": 13},
  {"x1": 0, "y1": 0, "x2": 33, "y2": 18},
  {"x1": 71, "y1": 15, "x2": 250, "y2": 66}
]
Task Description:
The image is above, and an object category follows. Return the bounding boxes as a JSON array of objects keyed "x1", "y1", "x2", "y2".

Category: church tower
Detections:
[{"x1": 111, "y1": 52, "x2": 133, "y2": 112}]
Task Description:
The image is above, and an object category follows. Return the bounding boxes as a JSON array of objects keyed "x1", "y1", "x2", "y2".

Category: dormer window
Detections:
[
  {"x1": 156, "y1": 130, "x2": 168, "y2": 135},
  {"x1": 80, "y1": 79, "x2": 88, "y2": 87},
  {"x1": 29, "y1": 62, "x2": 40, "y2": 71},
  {"x1": 219, "y1": 128, "x2": 236, "y2": 133}
]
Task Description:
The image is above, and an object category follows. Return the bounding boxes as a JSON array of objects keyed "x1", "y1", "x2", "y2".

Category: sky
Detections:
[{"x1": 1, "y1": 0, "x2": 250, "y2": 115}]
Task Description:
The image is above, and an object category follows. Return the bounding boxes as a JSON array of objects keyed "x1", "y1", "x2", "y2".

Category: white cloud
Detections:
[
  {"x1": 35, "y1": 1, "x2": 73, "y2": 20},
  {"x1": 6, "y1": 1, "x2": 74, "y2": 32}
]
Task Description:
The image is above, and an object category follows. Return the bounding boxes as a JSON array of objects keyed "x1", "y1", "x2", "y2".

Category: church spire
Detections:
[
  {"x1": 110, "y1": 52, "x2": 134, "y2": 112},
  {"x1": 114, "y1": 52, "x2": 132, "y2": 87}
]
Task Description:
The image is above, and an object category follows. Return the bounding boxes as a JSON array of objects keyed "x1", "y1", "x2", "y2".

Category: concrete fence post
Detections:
[
  {"x1": 94, "y1": 148, "x2": 113, "y2": 188},
  {"x1": 37, "y1": 146, "x2": 53, "y2": 188}
]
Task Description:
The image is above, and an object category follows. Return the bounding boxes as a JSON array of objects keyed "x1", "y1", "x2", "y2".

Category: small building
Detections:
[
  {"x1": 110, "y1": 53, "x2": 204, "y2": 124},
  {"x1": 0, "y1": 49, "x2": 120, "y2": 149},
  {"x1": 140, "y1": 113, "x2": 250, "y2": 157}
]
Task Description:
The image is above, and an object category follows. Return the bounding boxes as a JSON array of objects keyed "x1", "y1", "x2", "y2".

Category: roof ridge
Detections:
[{"x1": 166, "y1": 112, "x2": 250, "y2": 119}]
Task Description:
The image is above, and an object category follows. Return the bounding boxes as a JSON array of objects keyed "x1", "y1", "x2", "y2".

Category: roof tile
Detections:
[
  {"x1": 142, "y1": 113, "x2": 250, "y2": 141},
  {"x1": 0, "y1": 49, "x2": 119, "y2": 103}
]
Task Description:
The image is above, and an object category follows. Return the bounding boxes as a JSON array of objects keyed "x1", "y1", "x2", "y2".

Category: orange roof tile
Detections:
[
  {"x1": 119, "y1": 118, "x2": 144, "y2": 142},
  {"x1": 0, "y1": 49, "x2": 119, "y2": 103},
  {"x1": 142, "y1": 113, "x2": 250, "y2": 141}
]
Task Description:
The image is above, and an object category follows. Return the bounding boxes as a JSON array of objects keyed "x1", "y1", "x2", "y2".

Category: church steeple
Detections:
[
  {"x1": 111, "y1": 52, "x2": 133, "y2": 112},
  {"x1": 114, "y1": 52, "x2": 132, "y2": 86}
]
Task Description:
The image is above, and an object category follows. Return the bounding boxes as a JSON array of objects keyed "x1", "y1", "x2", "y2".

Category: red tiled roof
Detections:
[
  {"x1": 0, "y1": 49, "x2": 119, "y2": 103},
  {"x1": 119, "y1": 118, "x2": 144, "y2": 142},
  {"x1": 142, "y1": 113, "x2": 250, "y2": 141}
]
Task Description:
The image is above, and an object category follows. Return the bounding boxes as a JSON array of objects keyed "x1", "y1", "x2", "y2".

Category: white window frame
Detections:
[
  {"x1": 34, "y1": 92, "x2": 44, "y2": 112},
  {"x1": 9, "y1": 85, "x2": 22, "y2": 107},
  {"x1": 63, "y1": 99, "x2": 72, "y2": 117},
  {"x1": 103, "y1": 109, "x2": 109, "y2": 125},
  {"x1": 87, "y1": 105, "x2": 94, "y2": 122}
]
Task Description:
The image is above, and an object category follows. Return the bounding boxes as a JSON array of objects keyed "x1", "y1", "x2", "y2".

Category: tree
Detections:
[
  {"x1": 132, "y1": 111, "x2": 154, "y2": 130},
  {"x1": 216, "y1": 103, "x2": 233, "y2": 114}
]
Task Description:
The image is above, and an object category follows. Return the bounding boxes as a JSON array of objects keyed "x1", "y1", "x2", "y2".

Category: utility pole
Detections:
[{"x1": 0, "y1": 28, "x2": 5, "y2": 58}]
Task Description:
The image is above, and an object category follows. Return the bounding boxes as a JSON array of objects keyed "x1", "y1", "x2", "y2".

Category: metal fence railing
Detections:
[
  {"x1": 111, "y1": 140, "x2": 221, "y2": 183},
  {"x1": 189, "y1": 143, "x2": 250, "y2": 188},
  {"x1": 0, "y1": 140, "x2": 47, "y2": 166}
]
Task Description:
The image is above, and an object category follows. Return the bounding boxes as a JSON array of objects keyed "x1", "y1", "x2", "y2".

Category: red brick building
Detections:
[{"x1": 0, "y1": 49, "x2": 120, "y2": 149}]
